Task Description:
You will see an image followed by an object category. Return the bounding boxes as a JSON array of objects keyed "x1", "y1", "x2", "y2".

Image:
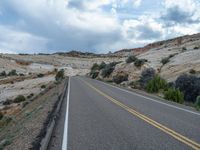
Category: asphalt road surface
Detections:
[{"x1": 49, "y1": 76, "x2": 200, "y2": 150}]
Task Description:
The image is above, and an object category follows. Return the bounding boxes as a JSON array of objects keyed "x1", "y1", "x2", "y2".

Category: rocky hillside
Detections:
[
  {"x1": 114, "y1": 33, "x2": 200, "y2": 57},
  {"x1": 107, "y1": 33, "x2": 200, "y2": 82}
]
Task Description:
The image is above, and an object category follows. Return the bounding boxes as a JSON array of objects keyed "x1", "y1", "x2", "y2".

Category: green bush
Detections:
[
  {"x1": 164, "y1": 88, "x2": 184, "y2": 104},
  {"x1": 19, "y1": 73, "x2": 25, "y2": 76},
  {"x1": 91, "y1": 63, "x2": 99, "y2": 71},
  {"x1": 175, "y1": 74, "x2": 200, "y2": 103},
  {"x1": 27, "y1": 93, "x2": 34, "y2": 99},
  {"x1": 126, "y1": 55, "x2": 137, "y2": 63},
  {"x1": 37, "y1": 73, "x2": 44, "y2": 78},
  {"x1": 101, "y1": 65, "x2": 114, "y2": 78},
  {"x1": 3, "y1": 99, "x2": 13, "y2": 105},
  {"x1": 0, "y1": 112, "x2": 3, "y2": 120},
  {"x1": 134, "y1": 59, "x2": 147, "y2": 67},
  {"x1": 182, "y1": 47, "x2": 187, "y2": 52},
  {"x1": 55, "y1": 69, "x2": 65, "y2": 81},
  {"x1": 41, "y1": 85, "x2": 46, "y2": 89},
  {"x1": 0, "y1": 116, "x2": 12, "y2": 128},
  {"x1": 54, "y1": 68, "x2": 58, "y2": 72},
  {"x1": 101, "y1": 62, "x2": 118, "y2": 78},
  {"x1": 140, "y1": 68, "x2": 156, "y2": 88},
  {"x1": 189, "y1": 69, "x2": 196, "y2": 74},
  {"x1": 113, "y1": 73, "x2": 128, "y2": 84},
  {"x1": 146, "y1": 75, "x2": 168, "y2": 93},
  {"x1": 161, "y1": 57, "x2": 170, "y2": 65},
  {"x1": 195, "y1": 96, "x2": 200, "y2": 110},
  {"x1": 0, "y1": 71, "x2": 6, "y2": 77},
  {"x1": 90, "y1": 70, "x2": 99, "y2": 79},
  {"x1": 99, "y1": 62, "x2": 106, "y2": 70},
  {"x1": 8, "y1": 70, "x2": 17, "y2": 76},
  {"x1": 13, "y1": 95, "x2": 26, "y2": 103}
]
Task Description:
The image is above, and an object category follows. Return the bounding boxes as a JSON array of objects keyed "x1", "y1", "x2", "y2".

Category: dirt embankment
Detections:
[{"x1": 0, "y1": 80, "x2": 66, "y2": 150}]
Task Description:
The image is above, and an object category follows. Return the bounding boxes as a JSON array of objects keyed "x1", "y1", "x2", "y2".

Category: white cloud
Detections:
[
  {"x1": 122, "y1": 16, "x2": 164, "y2": 42},
  {"x1": 0, "y1": 25, "x2": 48, "y2": 53},
  {"x1": 132, "y1": 0, "x2": 142, "y2": 7},
  {"x1": 0, "y1": 0, "x2": 199, "y2": 53}
]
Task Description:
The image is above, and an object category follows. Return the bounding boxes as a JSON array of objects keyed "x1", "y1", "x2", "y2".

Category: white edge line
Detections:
[
  {"x1": 93, "y1": 78, "x2": 200, "y2": 116},
  {"x1": 62, "y1": 77, "x2": 70, "y2": 150}
]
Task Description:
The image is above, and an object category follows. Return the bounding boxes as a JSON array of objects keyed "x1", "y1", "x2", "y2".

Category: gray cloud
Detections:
[
  {"x1": 0, "y1": 0, "x2": 200, "y2": 54},
  {"x1": 136, "y1": 25, "x2": 162, "y2": 39},
  {"x1": 161, "y1": 6, "x2": 200, "y2": 25}
]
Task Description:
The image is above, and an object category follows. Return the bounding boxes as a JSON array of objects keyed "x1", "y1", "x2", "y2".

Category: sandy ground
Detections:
[
  {"x1": 0, "y1": 81, "x2": 66, "y2": 150},
  {"x1": 0, "y1": 75, "x2": 55, "y2": 102}
]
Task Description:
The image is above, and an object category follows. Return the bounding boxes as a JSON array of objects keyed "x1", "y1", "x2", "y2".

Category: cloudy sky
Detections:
[{"x1": 0, "y1": 0, "x2": 200, "y2": 54}]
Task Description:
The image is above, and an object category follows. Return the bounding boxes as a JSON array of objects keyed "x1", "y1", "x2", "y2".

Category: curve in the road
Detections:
[{"x1": 82, "y1": 79, "x2": 200, "y2": 150}]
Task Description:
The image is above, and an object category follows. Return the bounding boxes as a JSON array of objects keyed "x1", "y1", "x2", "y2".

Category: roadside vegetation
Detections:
[
  {"x1": 89, "y1": 58, "x2": 200, "y2": 109},
  {"x1": 0, "y1": 70, "x2": 19, "y2": 78},
  {"x1": 126, "y1": 55, "x2": 137, "y2": 63},
  {"x1": 89, "y1": 61, "x2": 120, "y2": 79},
  {"x1": 146, "y1": 75, "x2": 168, "y2": 93},
  {"x1": 142, "y1": 73, "x2": 200, "y2": 106},
  {"x1": 55, "y1": 69, "x2": 65, "y2": 81},
  {"x1": 126, "y1": 55, "x2": 147, "y2": 67},
  {"x1": 161, "y1": 54, "x2": 177, "y2": 65},
  {"x1": 195, "y1": 96, "x2": 200, "y2": 110},
  {"x1": 13, "y1": 95, "x2": 26, "y2": 103},
  {"x1": 113, "y1": 73, "x2": 128, "y2": 84},
  {"x1": 164, "y1": 88, "x2": 184, "y2": 104}
]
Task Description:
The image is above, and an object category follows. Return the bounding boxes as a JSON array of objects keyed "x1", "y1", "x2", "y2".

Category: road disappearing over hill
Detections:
[{"x1": 50, "y1": 76, "x2": 200, "y2": 150}]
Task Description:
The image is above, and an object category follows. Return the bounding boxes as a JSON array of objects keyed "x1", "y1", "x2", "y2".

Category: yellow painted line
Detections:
[{"x1": 82, "y1": 80, "x2": 200, "y2": 150}]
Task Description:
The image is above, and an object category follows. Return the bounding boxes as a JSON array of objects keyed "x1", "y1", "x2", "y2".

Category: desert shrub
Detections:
[
  {"x1": 129, "y1": 81, "x2": 141, "y2": 89},
  {"x1": 101, "y1": 65, "x2": 114, "y2": 78},
  {"x1": 91, "y1": 63, "x2": 99, "y2": 71},
  {"x1": 134, "y1": 59, "x2": 147, "y2": 67},
  {"x1": 168, "y1": 82, "x2": 175, "y2": 88},
  {"x1": 19, "y1": 73, "x2": 25, "y2": 76},
  {"x1": 109, "y1": 61, "x2": 120, "y2": 67},
  {"x1": 27, "y1": 93, "x2": 34, "y2": 99},
  {"x1": 22, "y1": 101, "x2": 29, "y2": 108},
  {"x1": 189, "y1": 69, "x2": 196, "y2": 74},
  {"x1": 126, "y1": 55, "x2": 137, "y2": 63},
  {"x1": 41, "y1": 85, "x2": 46, "y2": 89},
  {"x1": 182, "y1": 47, "x2": 187, "y2": 52},
  {"x1": 55, "y1": 69, "x2": 65, "y2": 81},
  {"x1": 0, "y1": 112, "x2": 3, "y2": 120},
  {"x1": 99, "y1": 62, "x2": 106, "y2": 70},
  {"x1": 13, "y1": 95, "x2": 26, "y2": 103},
  {"x1": 175, "y1": 74, "x2": 200, "y2": 103},
  {"x1": 3, "y1": 99, "x2": 13, "y2": 105},
  {"x1": 8, "y1": 70, "x2": 17, "y2": 76},
  {"x1": 54, "y1": 68, "x2": 58, "y2": 72},
  {"x1": 146, "y1": 75, "x2": 168, "y2": 93},
  {"x1": 0, "y1": 71, "x2": 6, "y2": 77},
  {"x1": 90, "y1": 70, "x2": 99, "y2": 79},
  {"x1": 101, "y1": 63, "x2": 117, "y2": 78},
  {"x1": 195, "y1": 96, "x2": 200, "y2": 110},
  {"x1": 113, "y1": 73, "x2": 128, "y2": 84},
  {"x1": 164, "y1": 88, "x2": 184, "y2": 104},
  {"x1": 0, "y1": 116, "x2": 12, "y2": 128},
  {"x1": 161, "y1": 57, "x2": 170, "y2": 65},
  {"x1": 37, "y1": 73, "x2": 44, "y2": 78},
  {"x1": 140, "y1": 68, "x2": 156, "y2": 88}
]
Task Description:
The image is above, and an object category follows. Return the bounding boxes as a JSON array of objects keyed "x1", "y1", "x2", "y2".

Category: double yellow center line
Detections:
[{"x1": 83, "y1": 80, "x2": 200, "y2": 150}]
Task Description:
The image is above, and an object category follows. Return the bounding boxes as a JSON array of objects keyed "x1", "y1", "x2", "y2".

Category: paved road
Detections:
[{"x1": 50, "y1": 76, "x2": 200, "y2": 150}]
